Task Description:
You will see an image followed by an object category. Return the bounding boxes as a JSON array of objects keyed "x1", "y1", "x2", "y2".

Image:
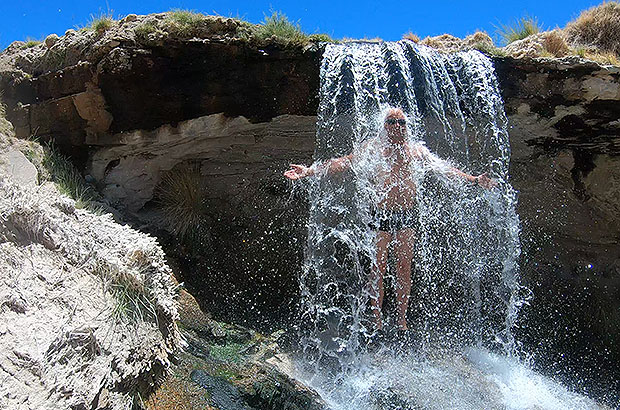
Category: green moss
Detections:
[
  {"x1": 496, "y1": 16, "x2": 541, "y2": 45},
  {"x1": 213, "y1": 368, "x2": 243, "y2": 381},
  {"x1": 208, "y1": 342, "x2": 247, "y2": 364}
]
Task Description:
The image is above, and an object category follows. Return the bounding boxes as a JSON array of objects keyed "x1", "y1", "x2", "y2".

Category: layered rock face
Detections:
[
  {"x1": 0, "y1": 21, "x2": 320, "y2": 327},
  {"x1": 1, "y1": 27, "x2": 619, "y2": 400},
  {"x1": 495, "y1": 57, "x2": 620, "y2": 398}
]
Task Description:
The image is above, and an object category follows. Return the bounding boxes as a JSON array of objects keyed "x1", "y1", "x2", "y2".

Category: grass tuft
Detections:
[
  {"x1": 95, "y1": 261, "x2": 157, "y2": 325},
  {"x1": 88, "y1": 11, "x2": 115, "y2": 34},
  {"x1": 255, "y1": 11, "x2": 308, "y2": 45},
  {"x1": 565, "y1": 1, "x2": 620, "y2": 57},
  {"x1": 403, "y1": 32, "x2": 420, "y2": 43},
  {"x1": 155, "y1": 166, "x2": 209, "y2": 238},
  {"x1": 21, "y1": 38, "x2": 42, "y2": 49},
  {"x1": 308, "y1": 33, "x2": 333, "y2": 43},
  {"x1": 41, "y1": 143, "x2": 98, "y2": 209},
  {"x1": 496, "y1": 16, "x2": 541, "y2": 45},
  {"x1": 165, "y1": 9, "x2": 207, "y2": 37},
  {"x1": 543, "y1": 30, "x2": 570, "y2": 57},
  {"x1": 134, "y1": 22, "x2": 166, "y2": 42}
]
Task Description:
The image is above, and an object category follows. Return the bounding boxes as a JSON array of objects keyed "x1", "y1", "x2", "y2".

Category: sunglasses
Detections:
[{"x1": 385, "y1": 119, "x2": 406, "y2": 125}]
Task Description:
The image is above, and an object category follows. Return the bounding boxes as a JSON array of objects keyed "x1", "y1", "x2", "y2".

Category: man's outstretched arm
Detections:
[
  {"x1": 446, "y1": 168, "x2": 497, "y2": 189},
  {"x1": 414, "y1": 144, "x2": 497, "y2": 189},
  {"x1": 284, "y1": 154, "x2": 354, "y2": 180}
]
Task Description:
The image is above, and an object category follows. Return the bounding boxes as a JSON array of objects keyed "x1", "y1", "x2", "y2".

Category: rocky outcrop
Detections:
[
  {"x1": 88, "y1": 113, "x2": 315, "y2": 213},
  {"x1": 1, "y1": 25, "x2": 620, "y2": 402},
  {"x1": 495, "y1": 56, "x2": 620, "y2": 400},
  {"x1": 144, "y1": 285, "x2": 326, "y2": 410},
  {"x1": 0, "y1": 134, "x2": 181, "y2": 409}
]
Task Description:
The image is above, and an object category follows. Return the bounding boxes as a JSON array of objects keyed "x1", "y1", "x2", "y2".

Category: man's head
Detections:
[{"x1": 384, "y1": 108, "x2": 407, "y2": 143}]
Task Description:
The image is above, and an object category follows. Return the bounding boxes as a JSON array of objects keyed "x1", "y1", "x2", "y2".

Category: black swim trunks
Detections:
[{"x1": 369, "y1": 207, "x2": 419, "y2": 233}]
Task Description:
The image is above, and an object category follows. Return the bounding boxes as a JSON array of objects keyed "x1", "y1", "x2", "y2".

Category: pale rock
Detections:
[
  {"x1": 44, "y1": 34, "x2": 59, "y2": 48},
  {"x1": 121, "y1": 14, "x2": 138, "y2": 24},
  {"x1": 0, "y1": 149, "x2": 38, "y2": 185},
  {"x1": 0, "y1": 177, "x2": 180, "y2": 410}
]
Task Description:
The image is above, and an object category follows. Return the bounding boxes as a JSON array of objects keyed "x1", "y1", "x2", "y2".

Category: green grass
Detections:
[
  {"x1": 41, "y1": 143, "x2": 98, "y2": 209},
  {"x1": 109, "y1": 273, "x2": 157, "y2": 324},
  {"x1": 134, "y1": 22, "x2": 158, "y2": 39},
  {"x1": 87, "y1": 12, "x2": 115, "y2": 33},
  {"x1": 165, "y1": 9, "x2": 207, "y2": 37},
  {"x1": 496, "y1": 16, "x2": 542, "y2": 45},
  {"x1": 21, "y1": 38, "x2": 42, "y2": 49},
  {"x1": 255, "y1": 11, "x2": 309, "y2": 45},
  {"x1": 94, "y1": 262, "x2": 158, "y2": 325}
]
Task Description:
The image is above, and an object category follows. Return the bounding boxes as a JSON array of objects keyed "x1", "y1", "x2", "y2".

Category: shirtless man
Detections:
[{"x1": 284, "y1": 108, "x2": 496, "y2": 332}]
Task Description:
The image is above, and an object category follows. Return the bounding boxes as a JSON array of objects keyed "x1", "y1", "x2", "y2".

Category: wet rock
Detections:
[
  {"x1": 191, "y1": 370, "x2": 257, "y2": 410},
  {"x1": 145, "y1": 280, "x2": 325, "y2": 410}
]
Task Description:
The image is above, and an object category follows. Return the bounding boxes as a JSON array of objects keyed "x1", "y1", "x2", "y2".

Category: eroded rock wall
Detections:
[
  {"x1": 0, "y1": 135, "x2": 181, "y2": 409},
  {"x1": 1, "y1": 34, "x2": 619, "y2": 399},
  {"x1": 495, "y1": 57, "x2": 620, "y2": 399}
]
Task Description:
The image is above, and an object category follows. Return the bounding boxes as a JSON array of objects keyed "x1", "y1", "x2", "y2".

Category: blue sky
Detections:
[{"x1": 0, "y1": 1, "x2": 603, "y2": 50}]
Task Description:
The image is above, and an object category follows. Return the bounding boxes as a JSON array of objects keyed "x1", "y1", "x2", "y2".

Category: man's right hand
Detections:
[{"x1": 284, "y1": 164, "x2": 313, "y2": 180}]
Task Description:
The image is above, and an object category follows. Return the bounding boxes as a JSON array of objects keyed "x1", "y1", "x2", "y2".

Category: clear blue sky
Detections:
[{"x1": 0, "y1": 0, "x2": 603, "y2": 50}]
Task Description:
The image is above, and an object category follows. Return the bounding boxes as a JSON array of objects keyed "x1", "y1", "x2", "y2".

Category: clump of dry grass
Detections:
[
  {"x1": 155, "y1": 166, "x2": 209, "y2": 238},
  {"x1": 543, "y1": 30, "x2": 570, "y2": 57},
  {"x1": 565, "y1": 1, "x2": 620, "y2": 56},
  {"x1": 403, "y1": 32, "x2": 420, "y2": 43},
  {"x1": 575, "y1": 47, "x2": 620, "y2": 65}
]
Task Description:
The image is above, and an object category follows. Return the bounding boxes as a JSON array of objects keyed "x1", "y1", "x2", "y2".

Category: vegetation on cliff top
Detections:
[
  {"x1": 565, "y1": 1, "x2": 620, "y2": 56},
  {"x1": 496, "y1": 16, "x2": 541, "y2": 45},
  {"x1": 132, "y1": 9, "x2": 332, "y2": 47}
]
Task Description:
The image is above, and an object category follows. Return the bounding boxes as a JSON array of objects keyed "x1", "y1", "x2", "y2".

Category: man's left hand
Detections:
[{"x1": 475, "y1": 173, "x2": 498, "y2": 189}]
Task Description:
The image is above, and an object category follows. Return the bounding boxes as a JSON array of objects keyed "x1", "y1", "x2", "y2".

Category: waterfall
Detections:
[{"x1": 293, "y1": 41, "x2": 602, "y2": 410}]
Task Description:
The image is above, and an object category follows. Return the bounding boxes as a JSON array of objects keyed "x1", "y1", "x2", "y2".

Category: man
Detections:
[{"x1": 284, "y1": 108, "x2": 496, "y2": 332}]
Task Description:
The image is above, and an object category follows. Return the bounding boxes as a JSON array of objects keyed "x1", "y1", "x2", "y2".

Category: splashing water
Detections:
[{"x1": 293, "y1": 42, "x2": 603, "y2": 409}]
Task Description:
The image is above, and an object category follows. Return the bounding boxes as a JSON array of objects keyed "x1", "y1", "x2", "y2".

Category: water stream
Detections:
[{"x1": 292, "y1": 41, "x2": 604, "y2": 410}]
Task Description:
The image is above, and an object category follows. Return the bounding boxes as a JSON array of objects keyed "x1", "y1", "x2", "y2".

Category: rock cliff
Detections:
[
  {"x1": 0, "y1": 132, "x2": 181, "y2": 409},
  {"x1": 1, "y1": 17, "x2": 618, "y2": 403}
]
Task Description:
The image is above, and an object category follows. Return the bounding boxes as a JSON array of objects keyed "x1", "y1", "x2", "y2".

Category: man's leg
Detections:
[
  {"x1": 394, "y1": 228, "x2": 416, "y2": 330},
  {"x1": 370, "y1": 230, "x2": 391, "y2": 330}
]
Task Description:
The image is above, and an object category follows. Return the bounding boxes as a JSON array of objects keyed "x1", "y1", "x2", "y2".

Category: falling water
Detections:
[{"x1": 293, "y1": 41, "x2": 604, "y2": 409}]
